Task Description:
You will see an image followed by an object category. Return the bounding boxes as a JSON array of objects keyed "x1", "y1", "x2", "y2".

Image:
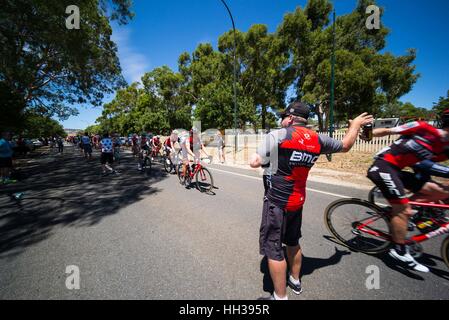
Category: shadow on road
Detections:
[
  {"x1": 323, "y1": 234, "x2": 449, "y2": 281},
  {"x1": 0, "y1": 146, "x2": 169, "y2": 258},
  {"x1": 259, "y1": 246, "x2": 351, "y2": 294}
]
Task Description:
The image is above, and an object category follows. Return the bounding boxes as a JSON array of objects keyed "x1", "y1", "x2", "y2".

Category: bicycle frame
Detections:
[
  {"x1": 356, "y1": 201, "x2": 449, "y2": 245},
  {"x1": 187, "y1": 162, "x2": 203, "y2": 179}
]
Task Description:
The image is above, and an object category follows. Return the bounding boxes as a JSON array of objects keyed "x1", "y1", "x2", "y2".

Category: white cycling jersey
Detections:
[{"x1": 180, "y1": 135, "x2": 202, "y2": 162}]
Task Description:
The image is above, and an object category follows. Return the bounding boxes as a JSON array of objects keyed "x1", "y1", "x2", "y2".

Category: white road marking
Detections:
[{"x1": 209, "y1": 167, "x2": 350, "y2": 199}]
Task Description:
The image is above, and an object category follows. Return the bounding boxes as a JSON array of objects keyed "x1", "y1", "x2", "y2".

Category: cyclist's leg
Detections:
[
  {"x1": 367, "y1": 160, "x2": 413, "y2": 244},
  {"x1": 411, "y1": 180, "x2": 449, "y2": 203},
  {"x1": 192, "y1": 151, "x2": 201, "y2": 172}
]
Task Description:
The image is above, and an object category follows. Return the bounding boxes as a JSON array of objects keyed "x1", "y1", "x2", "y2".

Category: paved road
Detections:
[{"x1": 0, "y1": 145, "x2": 448, "y2": 299}]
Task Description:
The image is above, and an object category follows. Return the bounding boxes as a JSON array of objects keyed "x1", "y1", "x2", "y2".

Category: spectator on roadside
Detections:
[
  {"x1": 57, "y1": 136, "x2": 64, "y2": 153},
  {"x1": 112, "y1": 134, "x2": 121, "y2": 164},
  {"x1": 215, "y1": 132, "x2": 225, "y2": 164},
  {"x1": 81, "y1": 132, "x2": 92, "y2": 160},
  {"x1": 17, "y1": 136, "x2": 27, "y2": 156},
  {"x1": 250, "y1": 101, "x2": 373, "y2": 300},
  {"x1": 0, "y1": 131, "x2": 16, "y2": 184}
]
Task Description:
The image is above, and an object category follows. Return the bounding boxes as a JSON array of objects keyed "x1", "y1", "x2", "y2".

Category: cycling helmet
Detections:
[{"x1": 172, "y1": 130, "x2": 179, "y2": 136}]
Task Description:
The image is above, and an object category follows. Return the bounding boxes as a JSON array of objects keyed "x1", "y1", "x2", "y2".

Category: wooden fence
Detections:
[
  {"x1": 317, "y1": 131, "x2": 399, "y2": 153},
  {"x1": 218, "y1": 131, "x2": 399, "y2": 164},
  {"x1": 166, "y1": 130, "x2": 400, "y2": 165}
]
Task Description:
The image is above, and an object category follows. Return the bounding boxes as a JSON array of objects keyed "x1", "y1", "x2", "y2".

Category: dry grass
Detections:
[{"x1": 315, "y1": 152, "x2": 374, "y2": 175}]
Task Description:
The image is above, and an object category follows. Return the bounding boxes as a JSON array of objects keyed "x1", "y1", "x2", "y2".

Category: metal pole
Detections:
[
  {"x1": 327, "y1": 8, "x2": 336, "y2": 162},
  {"x1": 330, "y1": 8, "x2": 336, "y2": 139},
  {"x1": 219, "y1": 0, "x2": 238, "y2": 154}
]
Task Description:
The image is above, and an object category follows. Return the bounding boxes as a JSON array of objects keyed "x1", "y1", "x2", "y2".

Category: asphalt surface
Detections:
[{"x1": 0, "y1": 145, "x2": 448, "y2": 300}]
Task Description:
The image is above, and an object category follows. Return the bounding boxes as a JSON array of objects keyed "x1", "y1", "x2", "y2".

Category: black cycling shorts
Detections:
[
  {"x1": 83, "y1": 144, "x2": 92, "y2": 154},
  {"x1": 398, "y1": 171, "x2": 429, "y2": 193},
  {"x1": 259, "y1": 198, "x2": 302, "y2": 261},
  {"x1": 101, "y1": 152, "x2": 114, "y2": 165},
  {"x1": 367, "y1": 160, "x2": 410, "y2": 205},
  {"x1": 0, "y1": 157, "x2": 13, "y2": 168}
]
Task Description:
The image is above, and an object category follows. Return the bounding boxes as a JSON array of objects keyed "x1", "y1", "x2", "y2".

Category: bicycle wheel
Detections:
[
  {"x1": 441, "y1": 235, "x2": 449, "y2": 269},
  {"x1": 368, "y1": 186, "x2": 391, "y2": 209},
  {"x1": 163, "y1": 156, "x2": 173, "y2": 173},
  {"x1": 196, "y1": 167, "x2": 213, "y2": 193},
  {"x1": 178, "y1": 163, "x2": 189, "y2": 185},
  {"x1": 324, "y1": 198, "x2": 392, "y2": 254},
  {"x1": 143, "y1": 157, "x2": 152, "y2": 176}
]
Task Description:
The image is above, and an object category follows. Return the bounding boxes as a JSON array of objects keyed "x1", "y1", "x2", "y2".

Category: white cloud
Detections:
[{"x1": 112, "y1": 27, "x2": 150, "y2": 84}]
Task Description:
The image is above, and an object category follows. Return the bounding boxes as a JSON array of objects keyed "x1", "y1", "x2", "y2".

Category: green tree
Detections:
[
  {"x1": 278, "y1": 0, "x2": 418, "y2": 131},
  {"x1": 0, "y1": 0, "x2": 133, "y2": 128},
  {"x1": 141, "y1": 66, "x2": 191, "y2": 131},
  {"x1": 432, "y1": 90, "x2": 449, "y2": 115},
  {"x1": 21, "y1": 112, "x2": 66, "y2": 137},
  {"x1": 219, "y1": 25, "x2": 289, "y2": 130}
]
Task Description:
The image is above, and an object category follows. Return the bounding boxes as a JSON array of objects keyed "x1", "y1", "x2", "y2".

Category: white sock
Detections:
[
  {"x1": 289, "y1": 274, "x2": 300, "y2": 285},
  {"x1": 273, "y1": 292, "x2": 288, "y2": 300}
]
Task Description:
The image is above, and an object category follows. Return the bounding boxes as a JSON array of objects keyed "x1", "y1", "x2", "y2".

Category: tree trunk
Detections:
[
  {"x1": 317, "y1": 103, "x2": 325, "y2": 132},
  {"x1": 261, "y1": 105, "x2": 266, "y2": 131}
]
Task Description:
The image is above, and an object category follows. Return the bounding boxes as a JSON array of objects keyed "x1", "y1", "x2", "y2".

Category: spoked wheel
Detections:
[
  {"x1": 142, "y1": 157, "x2": 152, "y2": 176},
  {"x1": 195, "y1": 167, "x2": 213, "y2": 193},
  {"x1": 324, "y1": 198, "x2": 392, "y2": 254},
  {"x1": 163, "y1": 156, "x2": 173, "y2": 173},
  {"x1": 441, "y1": 236, "x2": 449, "y2": 269},
  {"x1": 368, "y1": 186, "x2": 391, "y2": 209},
  {"x1": 177, "y1": 164, "x2": 191, "y2": 186},
  {"x1": 177, "y1": 163, "x2": 184, "y2": 184}
]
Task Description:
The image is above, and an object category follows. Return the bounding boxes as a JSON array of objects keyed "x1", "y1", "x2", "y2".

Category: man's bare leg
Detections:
[
  {"x1": 286, "y1": 245, "x2": 302, "y2": 281},
  {"x1": 410, "y1": 181, "x2": 449, "y2": 203},
  {"x1": 268, "y1": 258, "x2": 288, "y2": 299}
]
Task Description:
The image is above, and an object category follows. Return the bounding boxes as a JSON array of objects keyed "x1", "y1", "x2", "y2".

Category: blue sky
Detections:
[{"x1": 60, "y1": 0, "x2": 449, "y2": 129}]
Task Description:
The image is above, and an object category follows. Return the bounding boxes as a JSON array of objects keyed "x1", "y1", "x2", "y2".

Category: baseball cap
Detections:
[{"x1": 280, "y1": 101, "x2": 310, "y2": 120}]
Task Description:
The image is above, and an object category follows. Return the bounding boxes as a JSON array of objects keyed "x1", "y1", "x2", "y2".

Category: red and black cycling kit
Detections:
[
  {"x1": 258, "y1": 124, "x2": 343, "y2": 212},
  {"x1": 368, "y1": 121, "x2": 449, "y2": 205},
  {"x1": 375, "y1": 121, "x2": 449, "y2": 168},
  {"x1": 257, "y1": 124, "x2": 343, "y2": 261}
]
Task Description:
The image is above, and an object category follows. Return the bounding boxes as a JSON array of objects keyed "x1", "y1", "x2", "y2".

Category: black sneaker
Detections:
[
  {"x1": 287, "y1": 277, "x2": 303, "y2": 295},
  {"x1": 257, "y1": 295, "x2": 275, "y2": 300}
]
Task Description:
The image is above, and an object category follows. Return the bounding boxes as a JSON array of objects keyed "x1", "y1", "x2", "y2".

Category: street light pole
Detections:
[
  {"x1": 219, "y1": 0, "x2": 238, "y2": 154},
  {"x1": 327, "y1": 8, "x2": 336, "y2": 162}
]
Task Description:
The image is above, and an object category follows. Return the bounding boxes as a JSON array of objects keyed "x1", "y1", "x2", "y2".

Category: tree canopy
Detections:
[
  {"x1": 93, "y1": 0, "x2": 422, "y2": 134},
  {"x1": 0, "y1": 0, "x2": 133, "y2": 131}
]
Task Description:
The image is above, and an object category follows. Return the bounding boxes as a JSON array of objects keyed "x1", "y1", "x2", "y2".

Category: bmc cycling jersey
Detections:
[
  {"x1": 257, "y1": 125, "x2": 343, "y2": 212},
  {"x1": 164, "y1": 135, "x2": 180, "y2": 148},
  {"x1": 375, "y1": 121, "x2": 449, "y2": 169},
  {"x1": 152, "y1": 137, "x2": 161, "y2": 146},
  {"x1": 164, "y1": 138, "x2": 172, "y2": 148}
]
